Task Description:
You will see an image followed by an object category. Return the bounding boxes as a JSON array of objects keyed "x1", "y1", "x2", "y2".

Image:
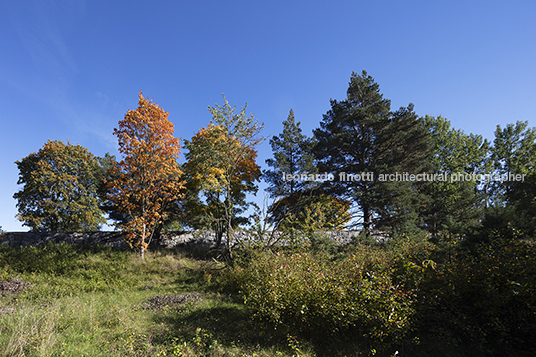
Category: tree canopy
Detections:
[
  {"x1": 182, "y1": 95, "x2": 263, "y2": 247},
  {"x1": 107, "y1": 92, "x2": 184, "y2": 258},
  {"x1": 14, "y1": 139, "x2": 106, "y2": 232},
  {"x1": 313, "y1": 70, "x2": 432, "y2": 235},
  {"x1": 420, "y1": 115, "x2": 490, "y2": 237},
  {"x1": 491, "y1": 121, "x2": 536, "y2": 204},
  {"x1": 10, "y1": 71, "x2": 536, "y2": 246}
]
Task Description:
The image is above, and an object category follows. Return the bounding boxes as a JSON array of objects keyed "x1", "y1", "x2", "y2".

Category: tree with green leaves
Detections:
[
  {"x1": 95, "y1": 152, "x2": 124, "y2": 223},
  {"x1": 491, "y1": 121, "x2": 536, "y2": 205},
  {"x1": 274, "y1": 193, "x2": 351, "y2": 231},
  {"x1": 313, "y1": 70, "x2": 432, "y2": 236},
  {"x1": 507, "y1": 173, "x2": 536, "y2": 236},
  {"x1": 421, "y1": 115, "x2": 490, "y2": 237},
  {"x1": 264, "y1": 109, "x2": 317, "y2": 198},
  {"x1": 182, "y1": 95, "x2": 264, "y2": 248},
  {"x1": 14, "y1": 140, "x2": 106, "y2": 232},
  {"x1": 474, "y1": 121, "x2": 536, "y2": 240}
]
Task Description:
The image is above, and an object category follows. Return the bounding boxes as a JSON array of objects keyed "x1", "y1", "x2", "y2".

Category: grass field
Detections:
[
  {"x1": 2, "y1": 238, "x2": 536, "y2": 357},
  {"x1": 0, "y1": 243, "x2": 312, "y2": 357}
]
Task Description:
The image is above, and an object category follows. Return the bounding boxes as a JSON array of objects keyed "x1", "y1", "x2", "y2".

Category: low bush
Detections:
[
  {"x1": 230, "y1": 246, "x2": 418, "y2": 354},
  {"x1": 410, "y1": 238, "x2": 536, "y2": 355},
  {"x1": 227, "y1": 234, "x2": 536, "y2": 356}
]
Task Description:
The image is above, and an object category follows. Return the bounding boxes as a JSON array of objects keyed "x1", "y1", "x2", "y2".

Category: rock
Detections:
[
  {"x1": 141, "y1": 293, "x2": 203, "y2": 310},
  {"x1": 0, "y1": 276, "x2": 32, "y2": 297}
]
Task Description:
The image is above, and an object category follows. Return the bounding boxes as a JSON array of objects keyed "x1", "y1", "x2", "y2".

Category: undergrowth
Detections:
[{"x1": 1, "y1": 237, "x2": 536, "y2": 356}]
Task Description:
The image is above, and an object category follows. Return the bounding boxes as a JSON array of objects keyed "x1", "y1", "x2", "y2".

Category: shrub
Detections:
[
  {"x1": 231, "y1": 246, "x2": 417, "y2": 352},
  {"x1": 410, "y1": 238, "x2": 536, "y2": 355}
]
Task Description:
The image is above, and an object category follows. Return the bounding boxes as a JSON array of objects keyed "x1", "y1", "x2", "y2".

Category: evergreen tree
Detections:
[
  {"x1": 313, "y1": 70, "x2": 432, "y2": 235},
  {"x1": 263, "y1": 109, "x2": 317, "y2": 198},
  {"x1": 374, "y1": 103, "x2": 433, "y2": 231},
  {"x1": 264, "y1": 109, "x2": 316, "y2": 197},
  {"x1": 263, "y1": 109, "x2": 319, "y2": 225}
]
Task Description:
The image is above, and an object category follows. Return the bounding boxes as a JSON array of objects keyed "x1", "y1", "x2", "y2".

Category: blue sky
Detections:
[{"x1": 1, "y1": 0, "x2": 535, "y2": 231}]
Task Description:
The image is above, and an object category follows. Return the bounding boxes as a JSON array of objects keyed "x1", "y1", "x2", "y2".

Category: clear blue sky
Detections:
[{"x1": 1, "y1": 0, "x2": 535, "y2": 231}]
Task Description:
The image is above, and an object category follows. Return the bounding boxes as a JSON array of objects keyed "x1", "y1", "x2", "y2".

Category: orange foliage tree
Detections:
[{"x1": 108, "y1": 93, "x2": 184, "y2": 258}]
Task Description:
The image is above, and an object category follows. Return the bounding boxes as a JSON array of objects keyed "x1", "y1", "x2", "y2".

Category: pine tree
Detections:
[
  {"x1": 374, "y1": 104, "x2": 433, "y2": 231},
  {"x1": 263, "y1": 109, "x2": 319, "y2": 224},
  {"x1": 264, "y1": 109, "x2": 316, "y2": 197},
  {"x1": 313, "y1": 70, "x2": 432, "y2": 236}
]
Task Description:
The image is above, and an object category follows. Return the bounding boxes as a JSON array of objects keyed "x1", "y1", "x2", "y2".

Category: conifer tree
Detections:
[
  {"x1": 263, "y1": 109, "x2": 319, "y2": 225},
  {"x1": 314, "y1": 70, "x2": 432, "y2": 236},
  {"x1": 264, "y1": 109, "x2": 316, "y2": 197}
]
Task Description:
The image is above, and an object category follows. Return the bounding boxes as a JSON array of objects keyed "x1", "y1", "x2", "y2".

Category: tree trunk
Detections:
[
  {"x1": 215, "y1": 227, "x2": 223, "y2": 248},
  {"x1": 363, "y1": 203, "x2": 371, "y2": 237},
  {"x1": 141, "y1": 219, "x2": 146, "y2": 260}
]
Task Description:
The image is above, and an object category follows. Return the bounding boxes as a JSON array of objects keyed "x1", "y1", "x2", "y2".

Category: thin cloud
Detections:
[{"x1": 10, "y1": 1, "x2": 84, "y2": 83}]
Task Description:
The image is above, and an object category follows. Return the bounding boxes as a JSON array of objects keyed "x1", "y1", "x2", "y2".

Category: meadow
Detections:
[{"x1": 1, "y1": 235, "x2": 535, "y2": 357}]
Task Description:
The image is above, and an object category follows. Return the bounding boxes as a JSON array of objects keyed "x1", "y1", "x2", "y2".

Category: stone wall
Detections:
[
  {"x1": 0, "y1": 230, "x2": 375, "y2": 249},
  {"x1": 0, "y1": 231, "x2": 127, "y2": 249}
]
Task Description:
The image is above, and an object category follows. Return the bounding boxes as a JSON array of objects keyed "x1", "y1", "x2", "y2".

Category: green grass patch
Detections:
[
  {"x1": 0, "y1": 243, "x2": 308, "y2": 357},
  {"x1": 2, "y1": 238, "x2": 536, "y2": 356}
]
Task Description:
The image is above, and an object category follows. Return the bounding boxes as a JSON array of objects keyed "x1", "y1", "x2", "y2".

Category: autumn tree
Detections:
[
  {"x1": 182, "y1": 95, "x2": 263, "y2": 248},
  {"x1": 14, "y1": 140, "x2": 106, "y2": 232},
  {"x1": 107, "y1": 92, "x2": 184, "y2": 259}
]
